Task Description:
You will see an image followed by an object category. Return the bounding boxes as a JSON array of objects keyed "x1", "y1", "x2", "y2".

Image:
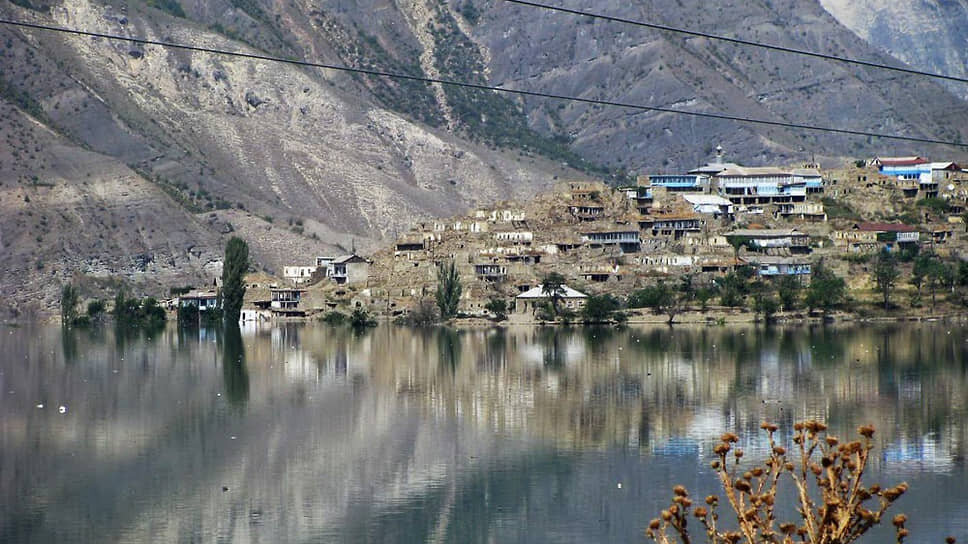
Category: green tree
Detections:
[
  {"x1": 86, "y1": 299, "x2": 106, "y2": 322},
  {"x1": 60, "y1": 284, "x2": 79, "y2": 326},
  {"x1": 775, "y1": 275, "x2": 801, "y2": 312},
  {"x1": 350, "y1": 307, "x2": 377, "y2": 328},
  {"x1": 582, "y1": 294, "x2": 621, "y2": 323},
  {"x1": 727, "y1": 235, "x2": 752, "y2": 259},
  {"x1": 695, "y1": 286, "x2": 715, "y2": 313},
  {"x1": 221, "y1": 237, "x2": 249, "y2": 324},
  {"x1": 872, "y1": 250, "x2": 900, "y2": 310},
  {"x1": 484, "y1": 297, "x2": 508, "y2": 321},
  {"x1": 628, "y1": 282, "x2": 680, "y2": 324},
  {"x1": 715, "y1": 272, "x2": 747, "y2": 308},
  {"x1": 752, "y1": 290, "x2": 779, "y2": 323},
  {"x1": 926, "y1": 260, "x2": 954, "y2": 310},
  {"x1": 435, "y1": 260, "x2": 462, "y2": 319},
  {"x1": 540, "y1": 272, "x2": 567, "y2": 316},
  {"x1": 805, "y1": 260, "x2": 846, "y2": 315}
]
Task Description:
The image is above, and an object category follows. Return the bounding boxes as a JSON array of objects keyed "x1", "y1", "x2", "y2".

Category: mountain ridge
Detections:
[{"x1": 1, "y1": 0, "x2": 967, "y2": 315}]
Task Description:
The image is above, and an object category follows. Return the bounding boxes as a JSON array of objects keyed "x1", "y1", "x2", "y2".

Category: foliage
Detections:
[
  {"x1": 752, "y1": 288, "x2": 780, "y2": 323},
  {"x1": 145, "y1": 0, "x2": 186, "y2": 17},
  {"x1": 409, "y1": 298, "x2": 440, "y2": 326},
  {"x1": 805, "y1": 261, "x2": 846, "y2": 315},
  {"x1": 484, "y1": 297, "x2": 508, "y2": 321},
  {"x1": 821, "y1": 197, "x2": 858, "y2": 220},
  {"x1": 916, "y1": 197, "x2": 951, "y2": 215},
  {"x1": 647, "y1": 422, "x2": 916, "y2": 544},
  {"x1": 60, "y1": 284, "x2": 79, "y2": 326},
  {"x1": 350, "y1": 307, "x2": 377, "y2": 328},
  {"x1": 696, "y1": 287, "x2": 715, "y2": 313},
  {"x1": 872, "y1": 250, "x2": 901, "y2": 310},
  {"x1": 715, "y1": 272, "x2": 748, "y2": 308},
  {"x1": 86, "y1": 300, "x2": 106, "y2": 322},
  {"x1": 169, "y1": 285, "x2": 194, "y2": 297},
  {"x1": 628, "y1": 282, "x2": 681, "y2": 324},
  {"x1": 581, "y1": 294, "x2": 621, "y2": 323},
  {"x1": 221, "y1": 237, "x2": 249, "y2": 324},
  {"x1": 541, "y1": 272, "x2": 567, "y2": 315},
  {"x1": 775, "y1": 275, "x2": 801, "y2": 312},
  {"x1": 727, "y1": 235, "x2": 753, "y2": 257},
  {"x1": 435, "y1": 260, "x2": 462, "y2": 320},
  {"x1": 321, "y1": 311, "x2": 347, "y2": 325},
  {"x1": 113, "y1": 291, "x2": 166, "y2": 327},
  {"x1": 535, "y1": 302, "x2": 556, "y2": 323},
  {"x1": 459, "y1": 1, "x2": 480, "y2": 24}
]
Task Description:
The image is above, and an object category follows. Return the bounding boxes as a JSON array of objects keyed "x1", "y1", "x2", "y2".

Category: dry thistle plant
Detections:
[{"x1": 645, "y1": 421, "x2": 954, "y2": 544}]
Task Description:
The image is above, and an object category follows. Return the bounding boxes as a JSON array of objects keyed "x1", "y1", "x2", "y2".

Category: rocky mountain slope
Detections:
[
  {"x1": 1, "y1": 0, "x2": 967, "y2": 314},
  {"x1": 820, "y1": 0, "x2": 968, "y2": 100}
]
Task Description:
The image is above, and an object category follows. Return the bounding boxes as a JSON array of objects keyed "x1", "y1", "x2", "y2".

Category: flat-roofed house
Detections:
[
  {"x1": 716, "y1": 166, "x2": 807, "y2": 205},
  {"x1": 725, "y1": 229, "x2": 811, "y2": 254},
  {"x1": 639, "y1": 213, "x2": 703, "y2": 239},
  {"x1": 580, "y1": 228, "x2": 641, "y2": 252},
  {"x1": 683, "y1": 194, "x2": 733, "y2": 217},
  {"x1": 747, "y1": 256, "x2": 812, "y2": 277}
]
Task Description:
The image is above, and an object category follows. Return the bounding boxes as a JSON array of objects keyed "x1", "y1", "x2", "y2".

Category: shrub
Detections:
[
  {"x1": 321, "y1": 310, "x2": 347, "y2": 325},
  {"x1": 408, "y1": 298, "x2": 440, "y2": 327},
  {"x1": 647, "y1": 422, "x2": 920, "y2": 544},
  {"x1": 350, "y1": 307, "x2": 376, "y2": 328},
  {"x1": 484, "y1": 297, "x2": 508, "y2": 321}
]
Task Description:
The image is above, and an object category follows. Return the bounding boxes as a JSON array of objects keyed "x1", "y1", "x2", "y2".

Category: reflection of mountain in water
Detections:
[{"x1": 1, "y1": 323, "x2": 967, "y2": 542}]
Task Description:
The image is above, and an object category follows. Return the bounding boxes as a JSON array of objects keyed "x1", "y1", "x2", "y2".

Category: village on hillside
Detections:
[{"x1": 176, "y1": 150, "x2": 968, "y2": 323}]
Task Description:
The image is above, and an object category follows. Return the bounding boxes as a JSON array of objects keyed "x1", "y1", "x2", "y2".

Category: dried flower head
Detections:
[
  {"x1": 858, "y1": 424, "x2": 875, "y2": 439},
  {"x1": 892, "y1": 514, "x2": 908, "y2": 527},
  {"x1": 673, "y1": 485, "x2": 688, "y2": 497}
]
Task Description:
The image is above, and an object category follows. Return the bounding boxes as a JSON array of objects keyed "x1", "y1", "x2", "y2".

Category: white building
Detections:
[
  {"x1": 682, "y1": 194, "x2": 734, "y2": 217},
  {"x1": 283, "y1": 265, "x2": 318, "y2": 284},
  {"x1": 515, "y1": 284, "x2": 588, "y2": 313}
]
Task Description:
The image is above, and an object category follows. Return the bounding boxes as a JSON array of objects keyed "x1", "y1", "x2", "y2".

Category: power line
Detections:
[
  {"x1": 0, "y1": 18, "x2": 965, "y2": 148},
  {"x1": 495, "y1": 0, "x2": 968, "y2": 85}
]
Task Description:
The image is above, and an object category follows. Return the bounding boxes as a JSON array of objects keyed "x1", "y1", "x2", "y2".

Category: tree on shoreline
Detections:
[
  {"x1": 805, "y1": 260, "x2": 846, "y2": 316},
  {"x1": 435, "y1": 260, "x2": 462, "y2": 319},
  {"x1": 872, "y1": 250, "x2": 900, "y2": 310},
  {"x1": 60, "y1": 284, "x2": 79, "y2": 327},
  {"x1": 540, "y1": 272, "x2": 566, "y2": 316},
  {"x1": 221, "y1": 237, "x2": 249, "y2": 324}
]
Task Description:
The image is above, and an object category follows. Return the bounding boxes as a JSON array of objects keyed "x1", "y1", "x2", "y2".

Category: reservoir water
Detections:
[{"x1": 1, "y1": 322, "x2": 966, "y2": 543}]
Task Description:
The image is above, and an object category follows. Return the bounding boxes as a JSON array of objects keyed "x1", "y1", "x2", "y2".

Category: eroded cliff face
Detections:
[
  {"x1": 820, "y1": 0, "x2": 968, "y2": 100},
  {"x1": 0, "y1": 0, "x2": 572, "y2": 314},
  {"x1": 1, "y1": 0, "x2": 967, "y2": 313}
]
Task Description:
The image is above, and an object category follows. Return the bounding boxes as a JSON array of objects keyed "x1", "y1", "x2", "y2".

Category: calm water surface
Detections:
[{"x1": 1, "y1": 322, "x2": 967, "y2": 542}]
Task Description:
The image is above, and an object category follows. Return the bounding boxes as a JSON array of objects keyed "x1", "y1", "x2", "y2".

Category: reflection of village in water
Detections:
[
  {"x1": 2, "y1": 323, "x2": 966, "y2": 542},
  {"x1": 238, "y1": 322, "x2": 967, "y2": 471}
]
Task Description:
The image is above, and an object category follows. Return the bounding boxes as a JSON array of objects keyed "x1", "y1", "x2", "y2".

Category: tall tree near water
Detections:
[
  {"x1": 435, "y1": 260, "x2": 462, "y2": 319},
  {"x1": 541, "y1": 272, "x2": 566, "y2": 316},
  {"x1": 221, "y1": 237, "x2": 249, "y2": 324},
  {"x1": 872, "y1": 250, "x2": 900, "y2": 310}
]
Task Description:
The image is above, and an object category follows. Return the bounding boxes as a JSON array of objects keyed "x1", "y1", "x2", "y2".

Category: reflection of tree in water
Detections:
[
  {"x1": 582, "y1": 325, "x2": 614, "y2": 356},
  {"x1": 113, "y1": 320, "x2": 164, "y2": 353},
  {"x1": 537, "y1": 327, "x2": 567, "y2": 369},
  {"x1": 478, "y1": 328, "x2": 508, "y2": 371},
  {"x1": 221, "y1": 325, "x2": 249, "y2": 406},
  {"x1": 438, "y1": 328, "x2": 462, "y2": 373},
  {"x1": 61, "y1": 326, "x2": 78, "y2": 365}
]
